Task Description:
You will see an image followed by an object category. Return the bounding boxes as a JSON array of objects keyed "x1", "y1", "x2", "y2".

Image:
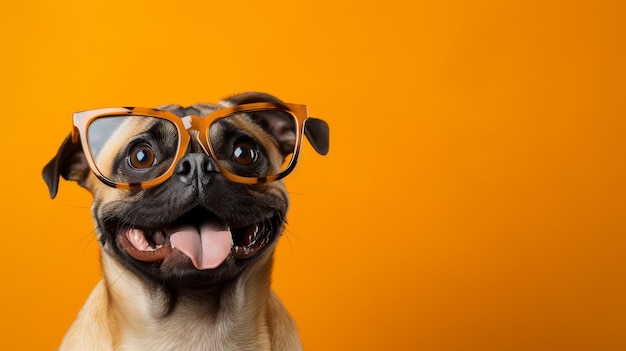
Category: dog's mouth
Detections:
[{"x1": 117, "y1": 209, "x2": 274, "y2": 270}]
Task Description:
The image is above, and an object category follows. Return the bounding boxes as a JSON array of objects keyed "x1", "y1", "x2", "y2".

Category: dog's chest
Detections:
[{"x1": 118, "y1": 313, "x2": 271, "y2": 351}]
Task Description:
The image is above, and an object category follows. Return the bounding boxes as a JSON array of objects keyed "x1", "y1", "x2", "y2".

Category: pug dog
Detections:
[{"x1": 42, "y1": 92, "x2": 329, "y2": 351}]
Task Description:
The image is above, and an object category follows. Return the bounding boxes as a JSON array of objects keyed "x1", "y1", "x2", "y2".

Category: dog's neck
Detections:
[{"x1": 99, "y1": 254, "x2": 281, "y2": 350}]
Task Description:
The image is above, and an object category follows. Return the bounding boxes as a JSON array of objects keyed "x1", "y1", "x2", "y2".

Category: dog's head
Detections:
[{"x1": 42, "y1": 92, "x2": 329, "y2": 288}]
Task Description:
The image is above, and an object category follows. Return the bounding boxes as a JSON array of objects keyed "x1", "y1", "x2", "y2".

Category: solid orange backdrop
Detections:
[{"x1": 1, "y1": 1, "x2": 625, "y2": 350}]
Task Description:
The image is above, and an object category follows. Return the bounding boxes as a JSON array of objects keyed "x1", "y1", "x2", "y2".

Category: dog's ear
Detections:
[
  {"x1": 304, "y1": 118, "x2": 329, "y2": 155},
  {"x1": 42, "y1": 134, "x2": 90, "y2": 199}
]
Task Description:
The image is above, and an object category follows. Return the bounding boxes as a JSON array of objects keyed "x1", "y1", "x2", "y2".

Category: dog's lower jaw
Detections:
[{"x1": 58, "y1": 252, "x2": 302, "y2": 351}]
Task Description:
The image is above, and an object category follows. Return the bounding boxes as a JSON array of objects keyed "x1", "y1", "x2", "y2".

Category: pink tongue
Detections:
[{"x1": 169, "y1": 221, "x2": 232, "y2": 270}]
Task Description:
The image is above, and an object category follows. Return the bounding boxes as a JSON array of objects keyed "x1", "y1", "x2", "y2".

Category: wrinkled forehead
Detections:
[{"x1": 155, "y1": 103, "x2": 226, "y2": 118}]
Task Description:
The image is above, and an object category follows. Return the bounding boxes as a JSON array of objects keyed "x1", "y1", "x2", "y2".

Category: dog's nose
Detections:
[{"x1": 174, "y1": 153, "x2": 220, "y2": 185}]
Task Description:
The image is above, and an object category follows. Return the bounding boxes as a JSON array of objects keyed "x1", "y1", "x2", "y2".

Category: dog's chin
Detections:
[{"x1": 106, "y1": 208, "x2": 281, "y2": 288}]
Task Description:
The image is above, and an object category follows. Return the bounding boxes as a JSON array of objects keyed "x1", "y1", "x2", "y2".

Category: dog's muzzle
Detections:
[{"x1": 117, "y1": 210, "x2": 273, "y2": 270}]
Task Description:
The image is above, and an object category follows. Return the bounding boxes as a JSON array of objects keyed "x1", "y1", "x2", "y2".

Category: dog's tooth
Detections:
[
  {"x1": 247, "y1": 225, "x2": 260, "y2": 245},
  {"x1": 152, "y1": 230, "x2": 166, "y2": 246},
  {"x1": 128, "y1": 228, "x2": 151, "y2": 251}
]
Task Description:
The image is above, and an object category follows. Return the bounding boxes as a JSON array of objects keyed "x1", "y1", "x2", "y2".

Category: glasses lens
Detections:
[
  {"x1": 86, "y1": 115, "x2": 179, "y2": 184},
  {"x1": 208, "y1": 109, "x2": 298, "y2": 179}
]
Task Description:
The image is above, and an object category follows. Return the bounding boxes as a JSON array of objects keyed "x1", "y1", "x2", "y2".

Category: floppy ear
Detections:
[
  {"x1": 304, "y1": 118, "x2": 330, "y2": 155},
  {"x1": 42, "y1": 134, "x2": 90, "y2": 199}
]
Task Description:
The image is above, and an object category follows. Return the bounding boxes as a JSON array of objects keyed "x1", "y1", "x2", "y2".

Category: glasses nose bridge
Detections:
[
  {"x1": 180, "y1": 114, "x2": 211, "y2": 154},
  {"x1": 181, "y1": 114, "x2": 205, "y2": 131}
]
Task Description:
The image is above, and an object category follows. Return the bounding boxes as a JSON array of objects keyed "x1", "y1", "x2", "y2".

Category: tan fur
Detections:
[{"x1": 59, "y1": 240, "x2": 300, "y2": 351}]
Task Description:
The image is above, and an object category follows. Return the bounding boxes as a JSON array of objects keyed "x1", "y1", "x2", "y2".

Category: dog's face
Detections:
[{"x1": 43, "y1": 92, "x2": 329, "y2": 289}]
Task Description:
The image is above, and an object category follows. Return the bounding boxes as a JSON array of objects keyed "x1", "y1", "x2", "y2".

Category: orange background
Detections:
[{"x1": 1, "y1": 1, "x2": 625, "y2": 350}]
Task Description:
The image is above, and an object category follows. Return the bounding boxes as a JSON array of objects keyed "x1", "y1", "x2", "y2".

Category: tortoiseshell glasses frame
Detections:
[{"x1": 71, "y1": 102, "x2": 311, "y2": 189}]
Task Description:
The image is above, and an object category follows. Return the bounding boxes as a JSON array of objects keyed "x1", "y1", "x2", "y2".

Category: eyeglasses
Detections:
[{"x1": 72, "y1": 102, "x2": 321, "y2": 189}]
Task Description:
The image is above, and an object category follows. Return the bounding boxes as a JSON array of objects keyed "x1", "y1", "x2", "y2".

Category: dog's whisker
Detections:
[
  {"x1": 59, "y1": 202, "x2": 91, "y2": 209},
  {"x1": 285, "y1": 191, "x2": 313, "y2": 199},
  {"x1": 105, "y1": 254, "x2": 130, "y2": 289},
  {"x1": 80, "y1": 229, "x2": 99, "y2": 254}
]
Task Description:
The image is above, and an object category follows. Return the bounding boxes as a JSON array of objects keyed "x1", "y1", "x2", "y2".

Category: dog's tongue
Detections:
[{"x1": 169, "y1": 221, "x2": 232, "y2": 270}]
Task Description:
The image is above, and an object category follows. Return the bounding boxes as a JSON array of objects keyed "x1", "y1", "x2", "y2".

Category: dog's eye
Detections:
[
  {"x1": 128, "y1": 144, "x2": 156, "y2": 169},
  {"x1": 232, "y1": 143, "x2": 258, "y2": 165}
]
